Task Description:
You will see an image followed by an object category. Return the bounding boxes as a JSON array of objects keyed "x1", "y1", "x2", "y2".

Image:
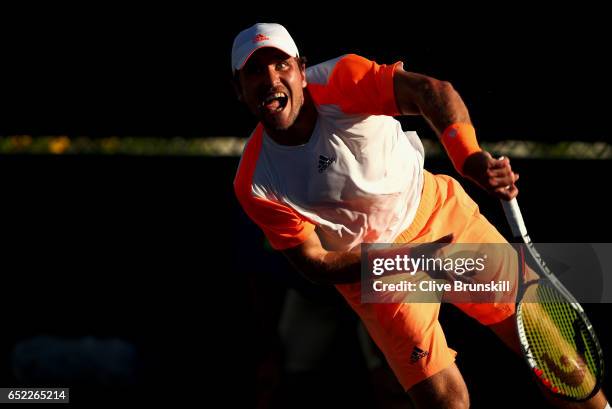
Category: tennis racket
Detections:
[{"x1": 501, "y1": 197, "x2": 604, "y2": 401}]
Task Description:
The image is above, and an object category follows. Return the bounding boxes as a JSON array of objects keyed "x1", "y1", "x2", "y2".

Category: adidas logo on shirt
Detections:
[
  {"x1": 410, "y1": 346, "x2": 429, "y2": 364},
  {"x1": 318, "y1": 155, "x2": 336, "y2": 173}
]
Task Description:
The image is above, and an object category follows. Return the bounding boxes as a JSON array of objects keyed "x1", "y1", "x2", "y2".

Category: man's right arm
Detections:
[
  {"x1": 281, "y1": 230, "x2": 362, "y2": 286},
  {"x1": 281, "y1": 230, "x2": 454, "y2": 286}
]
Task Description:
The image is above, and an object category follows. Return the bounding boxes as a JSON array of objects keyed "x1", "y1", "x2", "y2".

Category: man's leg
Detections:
[
  {"x1": 334, "y1": 281, "x2": 464, "y2": 406},
  {"x1": 408, "y1": 363, "x2": 470, "y2": 409}
]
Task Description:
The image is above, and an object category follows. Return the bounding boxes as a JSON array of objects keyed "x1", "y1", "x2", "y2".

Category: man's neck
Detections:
[{"x1": 265, "y1": 91, "x2": 318, "y2": 146}]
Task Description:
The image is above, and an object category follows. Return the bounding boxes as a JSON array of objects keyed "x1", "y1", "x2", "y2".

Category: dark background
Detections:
[
  {"x1": 1, "y1": 7, "x2": 611, "y2": 141},
  {"x1": 1, "y1": 6, "x2": 610, "y2": 407}
]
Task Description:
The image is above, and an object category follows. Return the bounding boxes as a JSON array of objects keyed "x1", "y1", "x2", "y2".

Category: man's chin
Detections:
[{"x1": 262, "y1": 117, "x2": 293, "y2": 132}]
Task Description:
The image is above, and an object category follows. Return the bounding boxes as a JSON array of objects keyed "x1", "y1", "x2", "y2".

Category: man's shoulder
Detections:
[
  {"x1": 306, "y1": 54, "x2": 398, "y2": 115},
  {"x1": 306, "y1": 54, "x2": 373, "y2": 86}
]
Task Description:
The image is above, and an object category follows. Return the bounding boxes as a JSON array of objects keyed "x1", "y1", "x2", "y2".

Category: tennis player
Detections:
[{"x1": 232, "y1": 22, "x2": 608, "y2": 409}]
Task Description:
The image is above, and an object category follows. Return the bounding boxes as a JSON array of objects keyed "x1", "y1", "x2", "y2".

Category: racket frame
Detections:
[{"x1": 502, "y1": 198, "x2": 604, "y2": 401}]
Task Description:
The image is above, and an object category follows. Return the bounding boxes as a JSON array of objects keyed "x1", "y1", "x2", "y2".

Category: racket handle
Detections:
[{"x1": 501, "y1": 198, "x2": 529, "y2": 239}]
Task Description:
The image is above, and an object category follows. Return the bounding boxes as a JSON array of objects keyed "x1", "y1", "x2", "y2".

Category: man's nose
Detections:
[{"x1": 262, "y1": 65, "x2": 281, "y2": 86}]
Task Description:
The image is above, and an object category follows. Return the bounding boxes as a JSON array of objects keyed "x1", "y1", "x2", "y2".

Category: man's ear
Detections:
[
  {"x1": 300, "y1": 61, "x2": 307, "y2": 88},
  {"x1": 232, "y1": 76, "x2": 244, "y2": 102}
]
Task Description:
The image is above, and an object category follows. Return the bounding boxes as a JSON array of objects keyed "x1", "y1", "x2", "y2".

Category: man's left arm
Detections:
[{"x1": 392, "y1": 64, "x2": 519, "y2": 200}]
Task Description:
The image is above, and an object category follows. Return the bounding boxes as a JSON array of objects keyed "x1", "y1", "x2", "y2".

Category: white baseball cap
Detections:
[{"x1": 231, "y1": 23, "x2": 299, "y2": 72}]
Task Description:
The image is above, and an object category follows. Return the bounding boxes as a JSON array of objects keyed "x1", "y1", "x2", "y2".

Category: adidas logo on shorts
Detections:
[{"x1": 410, "y1": 346, "x2": 429, "y2": 364}]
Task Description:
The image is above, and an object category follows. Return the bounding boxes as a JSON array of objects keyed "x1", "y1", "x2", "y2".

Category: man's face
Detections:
[{"x1": 236, "y1": 48, "x2": 307, "y2": 131}]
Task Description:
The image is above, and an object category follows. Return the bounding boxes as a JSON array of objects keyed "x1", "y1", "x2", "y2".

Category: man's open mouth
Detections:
[{"x1": 261, "y1": 92, "x2": 288, "y2": 112}]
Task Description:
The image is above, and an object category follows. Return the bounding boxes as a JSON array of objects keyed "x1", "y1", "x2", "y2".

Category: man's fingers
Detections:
[
  {"x1": 494, "y1": 184, "x2": 518, "y2": 200},
  {"x1": 487, "y1": 156, "x2": 519, "y2": 188},
  {"x1": 507, "y1": 184, "x2": 519, "y2": 199},
  {"x1": 489, "y1": 156, "x2": 511, "y2": 170},
  {"x1": 487, "y1": 167, "x2": 512, "y2": 178},
  {"x1": 496, "y1": 172, "x2": 519, "y2": 192},
  {"x1": 487, "y1": 172, "x2": 517, "y2": 188}
]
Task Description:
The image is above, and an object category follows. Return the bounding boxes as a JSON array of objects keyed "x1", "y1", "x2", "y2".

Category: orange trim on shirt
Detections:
[
  {"x1": 234, "y1": 125, "x2": 316, "y2": 250},
  {"x1": 308, "y1": 54, "x2": 402, "y2": 116}
]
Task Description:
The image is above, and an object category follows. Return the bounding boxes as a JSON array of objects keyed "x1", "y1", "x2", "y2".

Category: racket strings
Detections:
[{"x1": 521, "y1": 283, "x2": 599, "y2": 399}]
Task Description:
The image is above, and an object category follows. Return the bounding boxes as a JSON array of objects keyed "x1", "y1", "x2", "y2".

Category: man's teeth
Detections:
[{"x1": 263, "y1": 93, "x2": 287, "y2": 104}]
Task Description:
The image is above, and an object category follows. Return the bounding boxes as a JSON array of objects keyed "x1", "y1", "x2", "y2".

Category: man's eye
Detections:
[
  {"x1": 244, "y1": 64, "x2": 262, "y2": 75},
  {"x1": 276, "y1": 61, "x2": 289, "y2": 69}
]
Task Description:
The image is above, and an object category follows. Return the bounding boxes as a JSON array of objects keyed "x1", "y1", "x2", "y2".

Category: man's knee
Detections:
[{"x1": 408, "y1": 364, "x2": 470, "y2": 409}]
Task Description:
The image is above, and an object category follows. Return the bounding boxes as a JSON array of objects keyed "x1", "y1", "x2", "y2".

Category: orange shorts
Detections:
[{"x1": 335, "y1": 171, "x2": 519, "y2": 391}]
